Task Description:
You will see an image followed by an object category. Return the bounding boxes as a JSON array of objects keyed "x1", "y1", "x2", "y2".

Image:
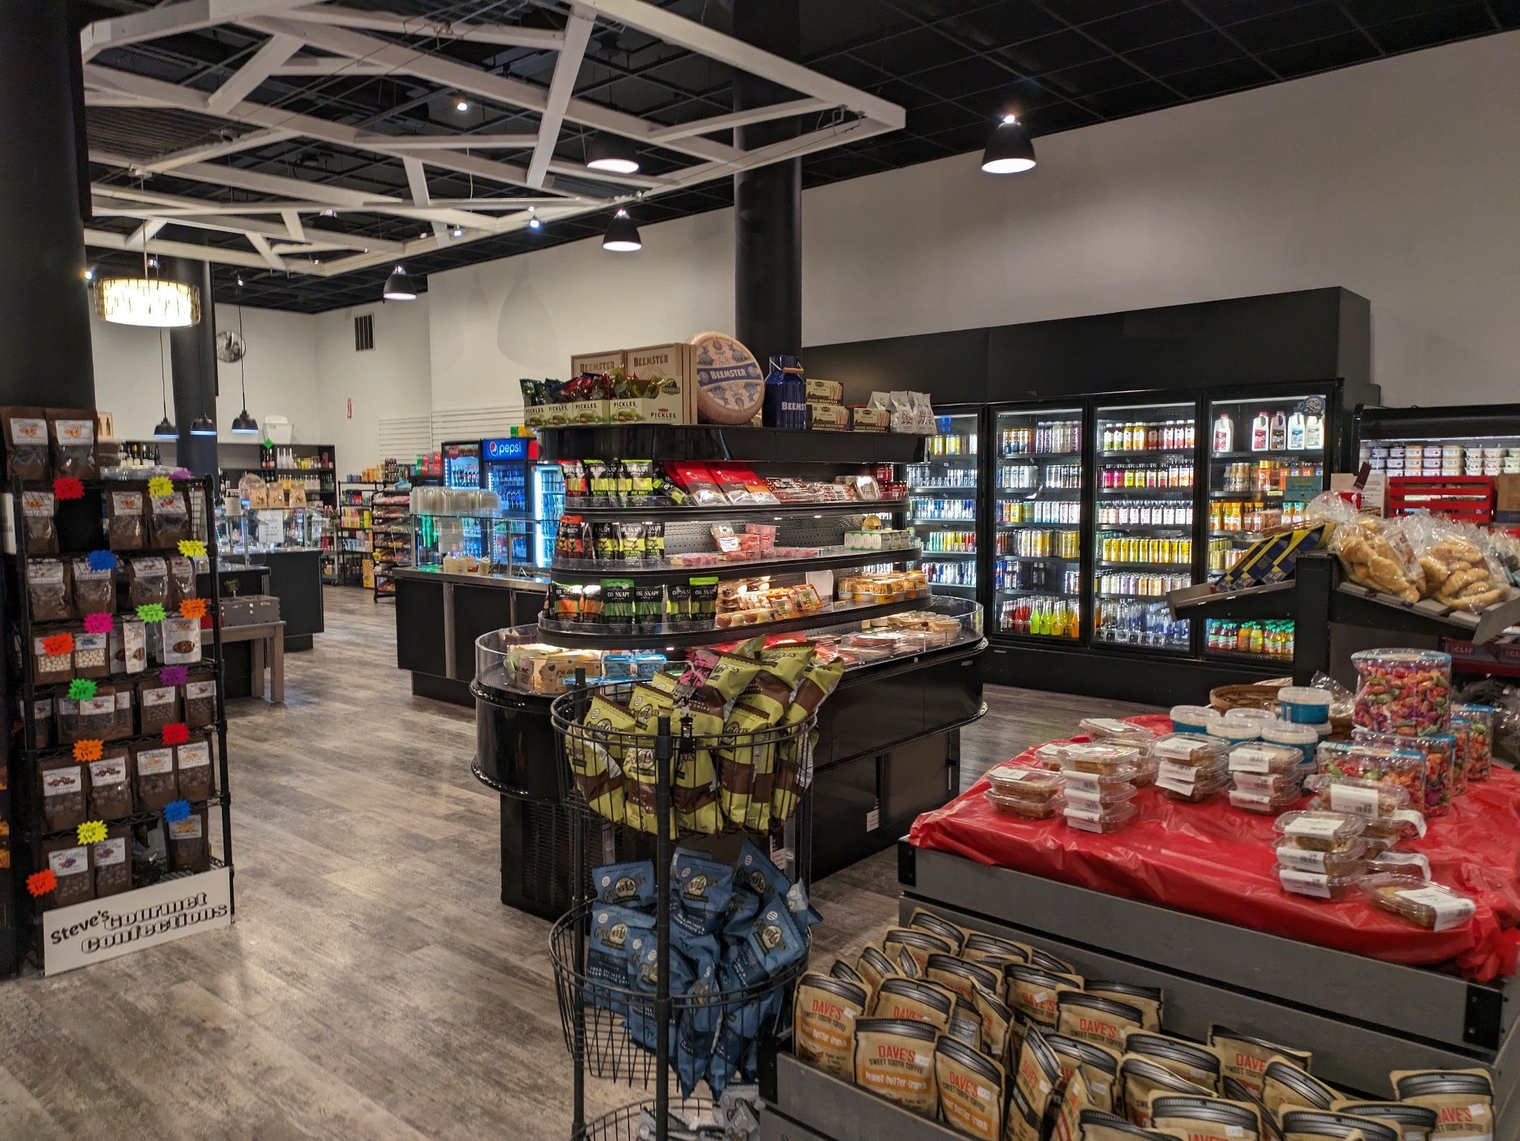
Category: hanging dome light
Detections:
[
  {"x1": 602, "y1": 208, "x2": 641, "y2": 253},
  {"x1": 231, "y1": 409, "x2": 260, "y2": 434},
  {"x1": 153, "y1": 416, "x2": 178, "y2": 441},
  {"x1": 94, "y1": 276, "x2": 201, "y2": 327},
  {"x1": 585, "y1": 134, "x2": 640, "y2": 174},
  {"x1": 981, "y1": 114, "x2": 1037, "y2": 175},
  {"x1": 190, "y1": 414, "x2": 218, "y2": 437},
  {"x1": 383, "y1": 265, "x2": 417, "y2": 300}
]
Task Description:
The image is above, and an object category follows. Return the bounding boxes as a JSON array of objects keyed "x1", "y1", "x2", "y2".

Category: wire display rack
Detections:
[{"x1": 547, "y1": 678, "x2": 816, "y2": 1141}]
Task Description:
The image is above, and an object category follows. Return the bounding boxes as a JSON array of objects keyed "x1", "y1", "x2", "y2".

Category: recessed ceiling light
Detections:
[{"x1": 456, "y1": 98, "x2": 470, "y2": 112}]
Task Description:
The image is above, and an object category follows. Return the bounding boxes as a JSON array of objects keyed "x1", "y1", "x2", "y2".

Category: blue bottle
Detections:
[{"x1": 763, "y1": 355, "x2": 806, "y2": 428}]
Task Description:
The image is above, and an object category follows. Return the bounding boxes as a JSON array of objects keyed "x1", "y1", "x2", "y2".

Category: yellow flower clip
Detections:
[
  {"x1": 77, "y1": 820, "x2": 108, "y2": 845},
  {"x1": 147, "y1": 475, "x2": 174, "y2": 498},
  {"x1": 178, "y1": 539, "x2": 207, "y2": 558}
]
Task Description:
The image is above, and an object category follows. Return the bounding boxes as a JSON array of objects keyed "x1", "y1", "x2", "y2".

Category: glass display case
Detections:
[
  {"x1": 441, "y1": 440, "x2": 481, "y2": 490},
  {"x1": 1090, "y1": 398, "x2": 1198, "y2": 653},
  {"x1": 218, "y1": 506, "x2": 330, "y2": 553},
  {"x1": 411, "y1": 513, "x2": 539, "y2": 578},
  {"x1": 905, "y1": 407, "x2": 980, "y2": 598},
  {"x1": 991, "y1": 402, "x2": 1084, "y2": 640}
]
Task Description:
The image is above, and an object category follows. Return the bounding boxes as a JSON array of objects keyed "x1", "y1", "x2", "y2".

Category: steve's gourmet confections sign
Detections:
[{"x1": 43, "y1": 867, "x2": 231, "y2": 975}]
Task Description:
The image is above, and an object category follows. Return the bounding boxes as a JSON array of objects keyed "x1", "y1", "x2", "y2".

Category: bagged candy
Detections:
[
  {"x1": 1351, "y1": 649, "x2": 1451, "y2": 737},
  {"x1": 793, "y1": 973, "x2": 866, "y2": 1080}
]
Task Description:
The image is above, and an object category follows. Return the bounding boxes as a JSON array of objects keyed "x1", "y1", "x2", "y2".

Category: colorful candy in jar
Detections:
[
  {"x1": 1450, "y1": 716, "x2": 1470, "y2": 797},
  {"x1": 1351, "y1": 649, "x2": 1451, "y2": 737},
  {"x1": 1320, "y1": 738, "x2": 1431, "y2": 813},
  {"x1": 1455, "y1": 703, "x2": 1495, "y2": 782}
]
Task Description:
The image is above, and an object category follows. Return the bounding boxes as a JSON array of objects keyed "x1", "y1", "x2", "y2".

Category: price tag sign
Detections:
[{"x1": 1285, "y1": 475, "x2": 1321, "y2": 502}]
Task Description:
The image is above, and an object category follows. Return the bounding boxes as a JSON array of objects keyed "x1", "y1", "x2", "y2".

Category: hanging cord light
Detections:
[
  {"x1": 981, "y1": 113, "x2": 1037, "y2": 174},
  {"x1": 153, "y1": 327, "x2": 176, "y2": 440},
  {"x1": 230, "y1": 300, "x2": 258, "y2": 435},
  {"x1": 602, "y1": 207, "x2": 641, "y2": 252},
  {"x1": 96, "y1": 234, "x2": 201, "y2": 327}
]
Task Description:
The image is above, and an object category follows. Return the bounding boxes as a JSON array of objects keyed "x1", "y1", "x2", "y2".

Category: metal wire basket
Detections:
[
  {"x1": 550, "y1": 681, "x2": 818, "y2": 842},
  {"x1": 550, "y1": 899, "x2": 806, "y2": 1088},
  {"x1": 571, "y1": 1097, "x2": 722, "y2": 1141}
]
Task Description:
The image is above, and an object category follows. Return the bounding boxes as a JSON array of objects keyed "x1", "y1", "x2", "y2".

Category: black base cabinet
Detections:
[{"x1": 395, "y1": 569, "x2": 546, "y2": 706}]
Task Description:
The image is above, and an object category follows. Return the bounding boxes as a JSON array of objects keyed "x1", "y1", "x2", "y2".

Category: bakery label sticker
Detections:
[{"x1": 43, "y1": 866, "x2": 231, "y2": 976}]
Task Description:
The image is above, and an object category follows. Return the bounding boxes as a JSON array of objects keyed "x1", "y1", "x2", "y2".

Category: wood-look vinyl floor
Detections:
[{"x1": 0, "y1": 589, "x2": 1153, "y2": 1140}]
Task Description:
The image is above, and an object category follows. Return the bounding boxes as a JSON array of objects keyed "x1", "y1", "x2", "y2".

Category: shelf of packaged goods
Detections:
[
  {"x1": 1210, "y1": 490, "x2": 1286, "y2": 500},
  {"x1": 1096, "y1": 487, "x2": 1194, "y2": 496},
  {"x1": 998, "y1": 630, "x2": 1081, "y2": 642},
  {"x1": 1095, "y1": 560, "x2": 1192, "y2": 571},
  {"x1": 1094, "y1": 522, "x2": 1194, "y2": 532},
  {"x1": 908, "y1": 485, "x2": 977, "y2": 494},
  {"x1": 993, "y1": 553, "x2": 1079, "y2": 562},
  {"x1": 994, "y1": 523, "x2": 1080, "y2": 531},
  {"x1": 1096, "y1": 448, "x2": 1194, "y2": 459},
  {"x1": 1092, "y1": 636, "x2": 1191, "y2": 653},
  {"x1": 537, "y1": 423, "x2": 928, "y2": 464},
  {"x1": 909, "y1": 520, "x2": 976, "y2": 529},
  {"x1": 997, "y1": 587, "x2": 1080, "y2": 598},
  {"x1": 919, "y1": 550, "x2": 977, "y2": 559},
  {"x1": 1205, "y1": 648, "x2": 1294, "y2": 665},
  {"x1": 997, "y1": 451, "x2": 1081, "y2": 461},
  {"x1": 546, "y1": 545, "x2": 921, "y2": 585},
  {"x1": 929, "y1": 581, "x2": 978, "y2": 594},
  {"x1": 999, "y1": 487, "x2": 1083, "y2": 497},
  {"x1": 563, "y1": 498, "x2": 906, "y2": 521},
  {"x1": 1210, "y1": 450, "x2": 1325, "y2": 461},
  {"x1": 1095, "y1": 591, "x2": 1187, "y2": 601},
  {"x1": 537, "y1": 593, "x2": 934, "y2": 649}
]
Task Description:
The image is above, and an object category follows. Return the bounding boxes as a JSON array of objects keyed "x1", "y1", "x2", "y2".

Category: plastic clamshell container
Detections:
[
  {"x1": 1361, "y1": 874, "x2": 1476, "y2": 931},
  {"x1": 1302, "y1": 773, "x2": 1411, "y2": 817},
  {"x1": 1150, "y1": 734, "x2": 1231, "y2": 767},
  {"x1": 1063, "y1": 801, "x2": 1139, "y2": 834},
  {"x1": 1230, "y1": 787, "x2": 1303, "y2": 815},
  {"x1": 1274, "y1": 810, "x2": 1367, "y2": 852},
  {"x1": 1131, "y1": 755, "x2": 1159, "y2": 788},
  {"x1": 1060, "y1": 743, "x2": 1142, "y2": 775},
  {"x1": 1059, "y1": 765, "x2": 1142, "y2": 794},
  {"x1": 1221, "y1": 707, "x2": 1274, "y2": 730},
  {"x1": 985, "y1": 765, "x2": 1063, "y2": 799},
  {"x1": 1169, "y1": 705, "x2": 1220, "y2": 735},
  {"x1": 1275, "y1": 839, "x2": 1367, "y2": 876},
  {"x1": 1278, "y1": 686, "x2": 1333, "y2": 725},
  {"x1": 1367, "y1": 850, "x2": 1432, "y2": 879},
  {"x1": 1079, "y1": 717, "x2": 1156, "y2": 745},
  {"x1": 1276, "y1": 865, "x2": 1365, "y2": 900},
  {"x1": 1032, "y1": 742, "x2": 1066, "y2": 771},
  {"x1": 1228, "y1": 743, "x2": 1303, "y2": 775},
  {"x1": 1206, "y1": 721, "x2": 1261, "y2": 744},
  {"x1": 1158, "y1": 772, "x2": 1230, "y2": 803},
  {"x1": 985, "y1": 788, "x2": 1064, "y2": 820},
  {"x1": 1230, "y1": 769, "x2": 1302, "y2": 795},
  {"x1": 1061, "y1": 781, "x2": 1140, "y2": 809}
]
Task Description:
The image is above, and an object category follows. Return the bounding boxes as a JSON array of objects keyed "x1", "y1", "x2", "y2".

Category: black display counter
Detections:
[
  {"x1": 472, "y1": 636, "x2": 986, "y2": 920},
  {"x1": 222, "y1": 549, "x2": 325, "y2": 651},
  {"x1": 394, "y1": 568, "x2": 548, "y2": 705}
]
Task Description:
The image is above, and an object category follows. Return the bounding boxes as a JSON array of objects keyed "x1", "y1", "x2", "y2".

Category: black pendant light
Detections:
[
  {"x1": 153, "y1": 328, "x2": 177, "y2": 439},
  {"x1": 602, "y1": 208, "x2": 641, "y2": 253},
  {"x1": 585, "y1": 134, "x2": 640, "y2": 175},
  {"x1": 383, "y1": 265, "x2": 417, "y2": 301},
  {"x1": 981, "y1": 114, "x2": 1037, "y2": 174},
  {"x1": 230, "y1": 294, "x2": 259, "y2": 434},
  {"x1": 190, "y1": 414, "x2": 217, "y2": 437}
]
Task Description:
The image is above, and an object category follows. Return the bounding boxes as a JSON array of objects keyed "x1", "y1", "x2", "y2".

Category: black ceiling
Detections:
[{"x1": 82, "y1": 0, "x2": 1517, "y2": 313}]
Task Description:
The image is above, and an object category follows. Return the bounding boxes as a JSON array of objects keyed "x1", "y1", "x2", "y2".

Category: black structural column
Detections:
[
  {"x1": 732, "y1": 0, "x2": 802, "y2": 368},
  {"x1": 0, "y1": 1, "x2": 95, "y2": 408},
  {"x1": 164, "y1": 256, "x2": 219, "y2": 476}
]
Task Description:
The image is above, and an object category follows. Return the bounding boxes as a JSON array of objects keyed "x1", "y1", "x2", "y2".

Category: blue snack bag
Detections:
[
  {"x1": 592, "y1": 859, "x2": 656, "y2": 909},
  {"x1": 669, "y1": 908, "x2": 721, "y2": 974},
  {"x1": 675, "y1": 959, "x2": 719, "y2": 1096},
  {"x1": 723, "y1": 887, "x2": 763, "y2": 937},
  {"x1": 785, "y1": 880, "x2": 823, "y2": 934},
  {"x1": 720, "y1": 938, "x2": 769, "y2": 993},
  {"x1": 747, "y1": 895, "x2": 807, "y2": 975},
  {"x1": 587, "y1": 904, "x2": 653, "y2": 1013},
  {"x1": 734, "y1": 838, "x2": 789, "y2": 899},
  {"x1": 623, "y1": 930, "x2": 693, "y2": 1053},
  {"x1": 672, "y1": 849, "x2": 735, "y2": 933}
]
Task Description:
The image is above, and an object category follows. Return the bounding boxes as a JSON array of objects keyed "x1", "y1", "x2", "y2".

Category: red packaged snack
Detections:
[
  {"x1": 667, "y1": 463, "x2": 728, "y2": 505},
  {"x1": 709, "y1": 463, "x2": 779, "y2": 505}
]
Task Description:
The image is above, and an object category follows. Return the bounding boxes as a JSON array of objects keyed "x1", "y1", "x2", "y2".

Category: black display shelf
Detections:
[
  {"x1": 1210, "y1": 490, "x2": 1285, "y2": 499},
  {"x1": 1095, "y1": 522, "x2": 1194, "y2": 532},
  {"x1": 919, "y1": 549, "x2": 976, "y2": 558},
  {"x1": 929, "y1": 582, "x2": 978, "y2": 593},
  {"x1": 1096, "y1": 448, "x2": 1193, "y2": 459},
  {"x1": 909, "y1": 519, "x2": 975, "y2": 527},
  {"x1": 537, "y1": 594, "x2": 932, "y2": 648},
  {"x1": 1096, "y1": 591, "x2": 1182, "y2": 601},
  {"x1": 997, "y1": 587, "x2": 1079, "y2": 597},
  {"x1": 1097, "y1": 487, "x2": 1192, "y2": 496},
  {"x1": 995, "y1": 522, "x2": 1077, "y2": 531},
  {"x1": 561, "y1": 498, "x2": 905, "y2": 521},
  {"x1": 1096, "y1": 560, "x2": 1191, "y2": 571},
  {"x1": 908, "y1": 485, "x2": 977, "y2": 494},
  {"x1": 1209, "y1": 449, "x2": 1323, "y2": 460},
  {"x1": 998, "y1": 451, "x2": 1081, "y2": 460},
  {"x1": 536, "y1": 424, "x2": 925, "y2": 465},
  {"x1": 1205, "y1": 648, "x2": 1292, "y2": 666},
  {"x1": 546, "y1": 545, "x2": 920, "y2": 585},
  {"x1": 994, "y1": 553, "x2": 1078, "y2": 561}
]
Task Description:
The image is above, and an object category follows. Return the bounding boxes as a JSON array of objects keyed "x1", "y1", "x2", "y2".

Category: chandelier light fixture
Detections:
[{"x1": 94, "y1": 253, "x2": 201, "y2": 328}]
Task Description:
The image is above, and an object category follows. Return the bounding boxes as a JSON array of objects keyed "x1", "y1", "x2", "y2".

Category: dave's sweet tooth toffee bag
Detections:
[
  {"x1": 88, "y1": 746, "x2": 134, "y2": 818},
  {"x1": 856, "y1": 944, "x2": 899, "y2": 998},
  {"x1": 1121, "y1": 1030, "x2": 1223, "y2": 1092},
  {"x1": 22, "y1": 490, "x2": 56, "y2": 554},
  {"x1": 926, "y1": 952, "x2": 999, "y2": 1002},
  {"x1": 132, "y1": 743, "x2": 177, "y2": 811},
  {"x1": 93, "y1": 825, "x2": 131, "y2": 898},
  {"x1": 1121, "y1": 1055, "x2": 1215, "y2": 1129},
  {"x1": 1049, "y1": 1034, "x2": 1122, "y2": 1115},
  {"x1": 831, "y1": 958, "x2": 866, "y2": 987},
  {"x1": 4, "y1": 406, "x2": 50, "y2": 479},
  {"x1": 1151, "y1": 1096, "x2": 1264, "y2": 1141},
  {"x1": 1056, "y1": 992, "x2": 1145, "y2": 1052},
  {"x1": 962, "y1": 931, "x2": 1032, "y2": 967},
  {"x1": 935, "y1": 1034, "x2": 1006, "y2": 1141},
  {"x1": 43, "y1": 838, "x2": 93, "y2": 909},
  {"x1": 907, "y1": 907, "x2": 967, "y2": 952},
  {"x1": 1006, "y1": 1024, "x2": 1064, "y2": 1141},
  {"x1": 853, "y1": 1017, "x2": 940, "y2": 1116},
  {"x1": 1029, "y1": 946, "x2": 1077, "y2": 974},
  {"x1": 167, "y1": 807, "x2": 211, "y2": 873},
  {"x1": 1004, "y1": 963, "x2": 1084, "y2": 1030},
  {"x1": 1263, "y1": 1059, "x2": 1339, "y2": 1121},
  {"x1": 946, "y1": 996, "x2": 983, "y2": 1050},
  {"x1": 1280, "y1": 1110, "x2": 1399, "y2": 1141},
  {"x1": 1050, "y1": 1066, "x2": 1095, "y2": 1141},
  {"x1": 48, "y1": 410, "x2": 97, "y2": 479},
  {"x1": 1330, "y1": 1101, "x2": 1438, "y2": 1141},
  {"x1": 1078, "y1": 1109, "x2": 1185, "y2": 1140},
  {"x1": 1088, "y1": 981, "x2": 1163, "y2": 1032},
  {"x1": 793, "y1": 973, "x2": 867, "y2": 1080},
  {"x1": 870, "y1": 976, "x2": 955, "y2": 1031},
  {"x1": 1225, "y1": 1079, "x2": 1284, "y2": 1141},
  {"x1": 1211, "y1": 1027, "x2": 1314, "y2": 1099},
  {"x1": 974, "y1": 986, "x2": 1017, "y2": 1067},
  {"x1": 882, "y1": 926, "x2": 955, "y2": 975},
  {"x1": 106, "y1": 486, "x2": 146, "y2": 551},
  {"x1": 40, "y1": 758, "x2": 87, "y2": 831},
  {"x1": 1390, "y1": 1069, "x2": 1494, "y2": 1141}
]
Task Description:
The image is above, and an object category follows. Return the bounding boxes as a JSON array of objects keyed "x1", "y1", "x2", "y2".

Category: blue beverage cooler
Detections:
[{"x1": 477, "y1": 436, "x2": 563, "y2": 571}]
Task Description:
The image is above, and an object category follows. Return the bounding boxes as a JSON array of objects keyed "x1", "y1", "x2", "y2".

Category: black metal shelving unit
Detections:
[{"x1": 4, "y1": 475, "x2": 235, "y2": 976}]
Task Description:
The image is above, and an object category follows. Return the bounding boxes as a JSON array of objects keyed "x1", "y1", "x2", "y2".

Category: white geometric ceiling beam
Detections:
[
  {"x1": 526, "y1": 10, "x2": 595, "y2": 189},
  {"x1": 126, "y1": 219, "x2": 166, "y2": 250},
  {"x1": 356, "y1": 132, "x2": 539, "y2": 151},
  {"x1": 139, "y1": 127, "x2": 297, "y2": 174},
  {"x1": 246, "y1": 233, "x2": 286, "y2": 270},
  {"x1": 84, "y1": 91, "x2": 165, "y2": 108},
  {"x1": 646, "y1": 97, "x2": 833, "y2": 143},
  {"x1": 272, "y1": 57, "x2": 394, "y2": 77},
  {"x1": 246, "y1": 16, "x2": 736, "y2": 165},
  {"x1": 107, "y1": 203, "x2": 408, "y2": 256},
  {"x1": 311, "y1": 203, "x2": 589, "y2": 277},
  {"x1": 573, "y1": 0, "x2": 905, "y2": 131},
  {"x1": 80, "y1": 0, "x2": 314, "y2": 60},
  {"x1": 544, "y1": 159, "x2": 666, "y2": 190},
  {"x1": 280, "y1": 209, "x2": 305, "y2": 241},
  {"x1": 279, "y1": 4, "x2": 566, "y2": 51},
  {"x1": 85, "y1": 62, "x2": 572, "y2": 198},
  {"x1": 206, "y1": 32, "x2": 302, "y2": 115},
  {"x1": 402, "y1": 157, "x2": 451, "y2": 249},
  {"x1": 83, "y1": 227, "x2": 305, "y2": 272}
]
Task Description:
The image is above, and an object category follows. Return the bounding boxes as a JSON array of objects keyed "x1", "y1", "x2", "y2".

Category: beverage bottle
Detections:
[
  {"x1": 1304, "y1": 412, "x2": 1323, "y2": 451},
  {"x1": 1270, "y1": 411, "x2": 1287, "y2": 450},
  {"x1": 1213, "y1": 412, "x2": 1233, "y2": 454},
  {"x1": 1251, "y1": 412, "x2": 1270, "y2": 451},
  {"x1": 1287, "y1": 410, "x2": 1305, "y2": 451}
]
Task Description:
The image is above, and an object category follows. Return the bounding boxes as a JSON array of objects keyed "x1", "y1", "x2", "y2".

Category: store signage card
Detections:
[
  {"x1": 1284, "y1": 474, "x2": 1321, "y2": 502},
  {"x1": 43, "y1": 867, "x2": 231, "y2": 976}
]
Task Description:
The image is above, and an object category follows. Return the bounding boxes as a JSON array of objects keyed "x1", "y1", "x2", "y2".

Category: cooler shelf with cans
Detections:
[{"x1": 907, "y1": 408, "x2": 981, "y2": 596}]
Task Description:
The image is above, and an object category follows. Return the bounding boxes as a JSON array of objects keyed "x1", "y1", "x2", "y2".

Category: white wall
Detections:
[{"x1": 313, "y1": 298, "x2": 433, "y2": 473}]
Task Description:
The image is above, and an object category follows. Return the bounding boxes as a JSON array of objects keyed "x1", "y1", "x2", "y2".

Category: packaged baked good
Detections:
[
  {"x1": 1366, "y1": 849, "x2": 1432, "y2": 880},
  {"x1": 1361, "y1": 874, "x2": 1476, "y2": 931},
  {"x1": 1329, "y1": 513, "x2": 1424, "y2": 602},
  {"x1": 1150, "y1": 733, "x2": 1230, "y2": 767},
  {"x1": 40, "y1": 758, "x2": 88, "y2": 831},
  {"x1": 986, "y1": 787, "x2": 1065, "y2": 819},
  {"x1": 1060, "y1": 743, "x2": 1142, "y2": 775},
  {"x1": 27, "y1": 558, "x2": 71, "y2": 621},
  {"x1": 106, "y1": 486, "x2": 146, "y2": 551},
  {"x1": 1080, "y1": 717, "x2": 1158, "y2": 748},
  {"x1": 1229, "y1": 786, "x2": 1302, "y2": 814},
  {"x1": 1277, "y1": 864, "x2": 1364, "y2": 899},
  {"x1": 792, "y1": 972, "x2": 866, "y2": 1081},
  {"x1": 1351, "y1": 649, "x2": 1451, "y2": 737},
  {"x1": 1302, "y1": 774, "x2": 1425, "y2": 841},
  {"x1": 1062, "y1": 777, "x2": 1140, "y2": 811},
  {"x1": 1275, "y1": 838, "x2": 1368, "y2": 877},
  {"x1": 1156, "y1": 763, "x2": 1230, "y2": 803},
  {"x1": 932, "y1": 1034, "x2": 1003, "y2": 1139},
  {"x1": 22, "y1": 489, "x2": 56, "y2": 555},
  {"x1": 1388, "y1": 1070, "x2": 1492, "y2": 1141},
  {"x1": 3, "y1": 405, "x2": 50, "y2": 479},
  {"x1": 49, "y1": 410, "x2": 97, "y2": 479},
  {"x1": 1064, "y1": 800, "x2": 1139, "y2": 832},
  {"x1": 1274, "y1": 810, "x2": 1366, "y2": 852},
  {"x1": 1229, "y1": 742, "x2": 1304, "y2": 775},
  {"x1": 1230, "y1": 769, "x2": 1302, "y2": 795}
]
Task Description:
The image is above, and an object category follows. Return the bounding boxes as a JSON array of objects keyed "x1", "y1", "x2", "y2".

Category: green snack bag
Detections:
[{"x1": 602, "y1": 579, "x2": 634, "y2": 633}]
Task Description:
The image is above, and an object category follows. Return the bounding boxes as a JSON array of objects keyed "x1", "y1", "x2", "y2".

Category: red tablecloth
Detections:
[{"x1": 909, "y1": 716, "x2": 1520, "y2": 982}]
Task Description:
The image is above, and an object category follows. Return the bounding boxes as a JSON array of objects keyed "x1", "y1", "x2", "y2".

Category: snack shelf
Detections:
[
  {"x1": 538, "y1": 594, "x2": 933, "y2": 649},
  {"x1": 32, "y1": 794, "x2": 227, "y2": 843},
  {"x1": 545, "y1": 545, "x2": 922, "y2": 585},
  {"x1": 562, "y1": 497, "x2": 906, "y2": 521},
  {"x1": 536, "y1": 424, "x2": 926, "y2": 465}
]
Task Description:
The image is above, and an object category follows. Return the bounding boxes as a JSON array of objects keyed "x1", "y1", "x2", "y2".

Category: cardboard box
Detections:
[
  {"x1": 851, "y1": 405, "x2": 890, "y2": 433},
  {"x1": 523, "y1": 403, "x2": 549, "y2": 429},
  {"x1": 808, "y1": 402, "x2": 850, "y2": 431},
  {"x1": 563, "y1": 399, "x2": 610, "y2": 426},
  {"x1": 570, "y1": 349, "x2": 625, "y2": 377},
  {"x1": 806, "y1": 378, "x2": 843, "y2": 404},
  {"x1": 625, "y1": 342, "x2": 697, "y2": 424},
  {"x1": 1496, "y1": 474, "x2": 1520, "y2": 524}
]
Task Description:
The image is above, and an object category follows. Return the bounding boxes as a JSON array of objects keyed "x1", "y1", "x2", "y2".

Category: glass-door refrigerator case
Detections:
[
  {"x1": 1204, "y1": 389, "x2": 1334, "y2": 664},
  {"x1": 442, "y1": 440, "x2": 486, "y2": 559},
  {"x1": 991, "y1": 402, "x2": 1085, "y2": 641},
  {"x1": 905, "y1": 407, "x2": 981, "y2": 599},
  {"x1": 530, "y1": 461, "x2": 565, "y2": 570},
  {"x1": 1090, "y1": 398, "x2": 1198, "y2": 654},
  {"x1": 481, "y1": 436, "x2": 533, "y2": 568}
]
